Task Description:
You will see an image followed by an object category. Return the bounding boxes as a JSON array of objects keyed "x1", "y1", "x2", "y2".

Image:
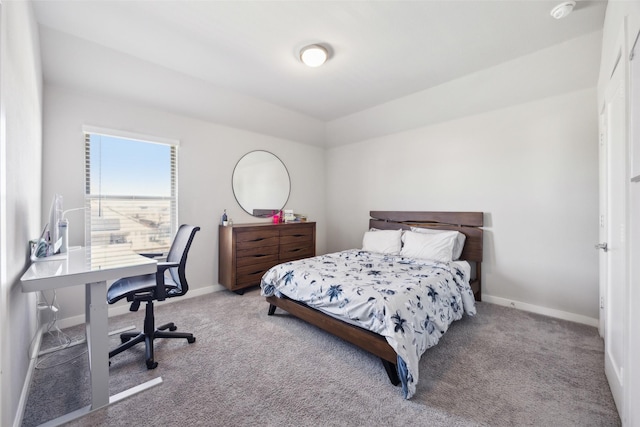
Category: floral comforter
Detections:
[{"x1": 260, "y1": 249, "x2": 476, "y2": 399}]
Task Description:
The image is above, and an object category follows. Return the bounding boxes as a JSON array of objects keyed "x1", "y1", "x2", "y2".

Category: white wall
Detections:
[
  {"x1": 324, "y1": 32, "x2": 602, "y2": 325},
  {"x1": 326, "y1": 87, "x2": 599, "y2": 323},
  {"x1": 0, "y1": 1, "x2": 42, "y2": 426},
  {"x1": 42, "y1": 84, "x2": 326, "y2": 323}
]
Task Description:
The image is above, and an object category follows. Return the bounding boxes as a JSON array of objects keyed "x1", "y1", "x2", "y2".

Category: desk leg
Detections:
[{"x1": 85, "y1": 281, "x2": 110, "y2": 409}]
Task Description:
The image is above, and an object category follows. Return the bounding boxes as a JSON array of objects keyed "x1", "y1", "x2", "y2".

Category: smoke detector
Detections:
[{"x1": 550, "y1": 1, "x2": 576, "y2": 19}]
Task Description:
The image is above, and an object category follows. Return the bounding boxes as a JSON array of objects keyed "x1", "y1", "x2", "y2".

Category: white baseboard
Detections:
[
  {"x1": 482, "y1": 294, "x2": 599, "y2": 327},
  {"x1": 56, "y1": 284, "x2": 224, "y2": 330}
]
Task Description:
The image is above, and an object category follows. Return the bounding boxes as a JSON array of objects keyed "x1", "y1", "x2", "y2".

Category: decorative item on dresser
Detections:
[{"x1": 218, "y1": 222, "x2": 316, "y2": 294}]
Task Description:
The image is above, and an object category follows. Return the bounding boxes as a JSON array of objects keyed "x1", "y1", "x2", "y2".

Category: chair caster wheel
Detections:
[
  {"x1": 121, "y1": 336, "x2": 131, "y2": 343},
  {"x1": 187, "y1": 337, "x2": 196, "y2": 344},
  {"x1": 146, "y1": 361, "x2": 158, "y2": 369},
  {"x1": 169, "y1": 325, "x2": 177, "y2": 331}
]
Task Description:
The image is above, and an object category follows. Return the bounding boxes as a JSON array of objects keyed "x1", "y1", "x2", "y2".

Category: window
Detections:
[{"x1": 84, "y1": 128, "x2": 177, "y2": 257}]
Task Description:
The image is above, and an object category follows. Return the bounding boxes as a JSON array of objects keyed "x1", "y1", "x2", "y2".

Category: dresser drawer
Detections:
[
  {"x1": 279, "y1": 243, "x2": 314, "y2": 262},
  {"x1": 236, "y1": 245, "x2": 279, "y2": 267},
  {"x1": 236, "y1": 261, "x2": 277, "y2": 286},
  {"x1": 236, "y1": 229, "x2": 279, "y2": 250},
  {"x1": 279, "y1": 226, "x2": 314, "y2": 246}
]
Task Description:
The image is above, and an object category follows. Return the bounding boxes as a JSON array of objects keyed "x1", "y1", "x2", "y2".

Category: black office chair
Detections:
[{"x1": 107, "y1": 224, "x2": 200, "y2": 369}]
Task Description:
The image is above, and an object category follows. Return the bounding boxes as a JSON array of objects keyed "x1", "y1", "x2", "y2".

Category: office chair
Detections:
[{"x1": 107, "y1": 224, "x2": 200, "y2": 369}]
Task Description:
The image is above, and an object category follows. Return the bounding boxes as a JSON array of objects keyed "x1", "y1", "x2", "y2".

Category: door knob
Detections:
[{"x1": 595, "y1": 243, "x2": 608, "y2": 252}]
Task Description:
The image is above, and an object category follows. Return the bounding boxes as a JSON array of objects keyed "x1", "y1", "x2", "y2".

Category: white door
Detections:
[{"x1": 599, "y1": 47, "x2": 627, "y2": 420}]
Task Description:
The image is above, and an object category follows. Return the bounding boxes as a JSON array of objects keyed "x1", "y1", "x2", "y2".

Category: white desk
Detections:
[{"x1": 21, "y1": 247, "x2": 161, "y2": 426}]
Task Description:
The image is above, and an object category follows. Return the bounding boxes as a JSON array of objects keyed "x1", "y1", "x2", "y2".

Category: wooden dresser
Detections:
[{"x1": 218, "y1": 222, "x2": 316, "y2": 293}]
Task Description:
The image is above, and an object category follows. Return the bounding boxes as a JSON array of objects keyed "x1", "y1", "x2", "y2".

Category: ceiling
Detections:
[{"x1": 32, "y1": 0, "x2": 606, "y2": 123}]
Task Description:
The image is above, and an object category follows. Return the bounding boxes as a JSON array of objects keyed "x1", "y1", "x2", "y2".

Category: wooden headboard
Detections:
[{"x1": 369, "y1": 211, "x2": 484, "y2": 300}]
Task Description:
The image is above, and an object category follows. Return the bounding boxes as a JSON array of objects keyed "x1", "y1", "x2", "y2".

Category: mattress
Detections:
[{"x1": 260, "y1": 249, "x2": 476, "y2": 398}]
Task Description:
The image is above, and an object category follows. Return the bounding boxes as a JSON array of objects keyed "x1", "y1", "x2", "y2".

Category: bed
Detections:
[{"x1": 260, "y1": 211, "x2": 483, "y2": 399}]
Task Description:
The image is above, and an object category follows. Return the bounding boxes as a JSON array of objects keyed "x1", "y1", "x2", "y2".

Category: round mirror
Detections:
[{"x1": 232, "y1": 150, "x2": 290, "y2": 217}]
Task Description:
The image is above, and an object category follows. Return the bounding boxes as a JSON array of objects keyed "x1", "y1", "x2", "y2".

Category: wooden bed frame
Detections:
[{"x1": 266, "y1": 211, "x2": 484, "y2": 386}]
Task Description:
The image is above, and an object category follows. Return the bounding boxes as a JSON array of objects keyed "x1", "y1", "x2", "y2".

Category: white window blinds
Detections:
[{"x1": 84, "y1": 131, "x2": 178, "y2": 256}]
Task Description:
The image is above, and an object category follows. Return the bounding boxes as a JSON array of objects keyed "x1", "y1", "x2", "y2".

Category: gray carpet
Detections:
[{"x1": 23, "y1": 289, "x2": 620, "y2": 426}]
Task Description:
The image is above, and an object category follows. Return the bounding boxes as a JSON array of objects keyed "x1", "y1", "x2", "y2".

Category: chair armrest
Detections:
[
  {"x1": 155, "y1": 261, "x2": 179, "y2": 301},
  {"x1": 157, "y1": 261, "x2": 179, "y2": 271}
]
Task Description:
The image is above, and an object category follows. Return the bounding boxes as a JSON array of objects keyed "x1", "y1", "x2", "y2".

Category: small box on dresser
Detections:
[{"x1": 218, "y1": 222, "x2": 316, "y2": 294}]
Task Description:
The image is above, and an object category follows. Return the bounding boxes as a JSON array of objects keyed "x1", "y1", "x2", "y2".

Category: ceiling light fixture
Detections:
[
  {"x1": 550, "y1": 1, "x2": 576, "y2": 19},
  {"x1": 300, "y1": 44, "x2": 328, "y2": 67}
]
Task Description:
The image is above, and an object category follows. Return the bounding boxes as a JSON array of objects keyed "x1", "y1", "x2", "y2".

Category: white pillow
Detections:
[
  {"x1": 362, "y1": 229, "x2": 402, "y2": 255},
  {"x1": 400, "y1": 230, "x2": 458, "y2": 262},
  {"x1": 409, "y1": 227, "x2": 466, "y2": 260}
]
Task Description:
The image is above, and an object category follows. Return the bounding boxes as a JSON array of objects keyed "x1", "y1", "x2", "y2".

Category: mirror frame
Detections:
[{"x1": 232, "y1": 150, "x2": 291, "y2": 218}]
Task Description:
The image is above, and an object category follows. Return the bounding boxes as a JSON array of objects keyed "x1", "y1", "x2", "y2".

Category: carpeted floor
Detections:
[{"x1": 23, "y1": 288, "x2": 620, "y2": 426}]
